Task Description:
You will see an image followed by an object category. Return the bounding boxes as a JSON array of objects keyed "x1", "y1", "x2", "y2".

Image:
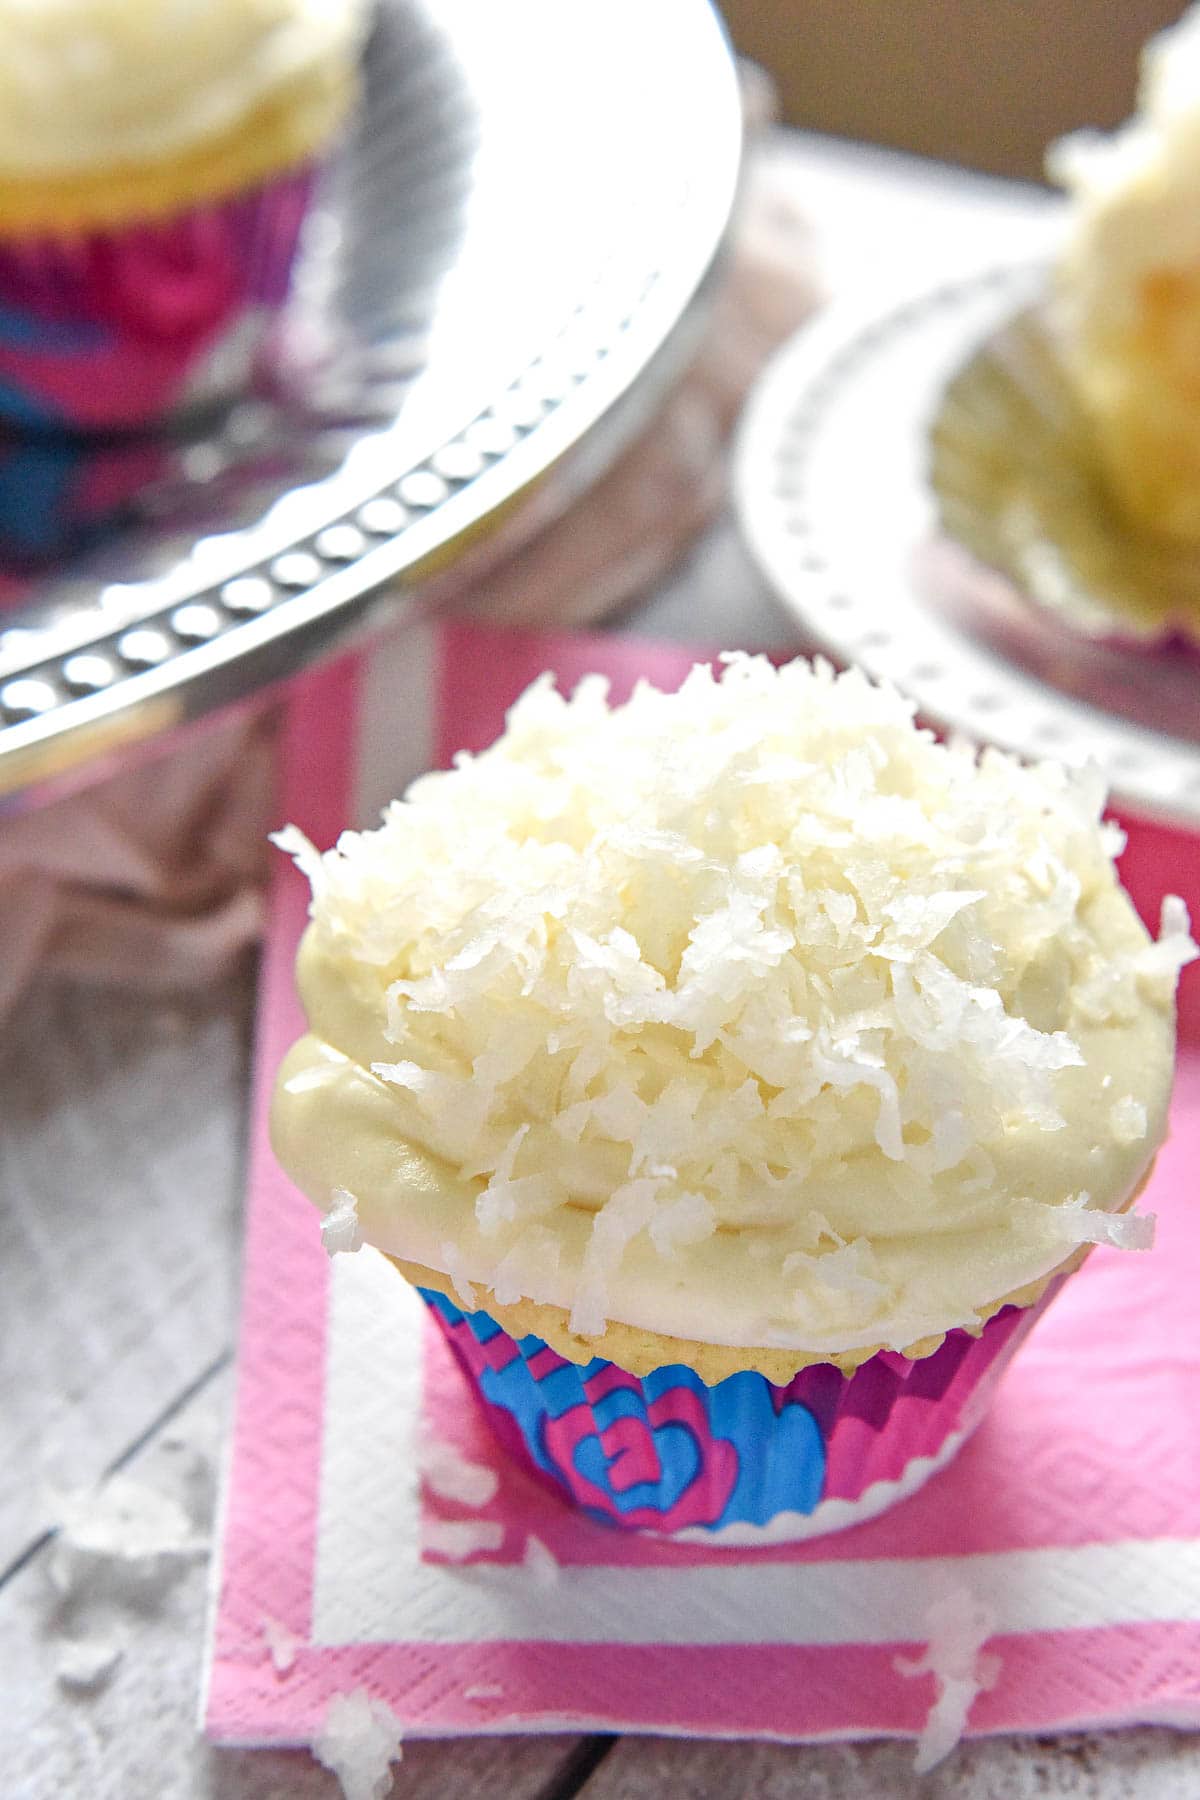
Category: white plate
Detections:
[{"x1": 734, "y1": 261, "x2": 1200, "y2": 830}]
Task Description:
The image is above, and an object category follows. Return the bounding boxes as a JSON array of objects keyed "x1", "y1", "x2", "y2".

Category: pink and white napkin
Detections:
[{"x1": 205, "y1": 622, "x2": 1200, "y2": 1748}]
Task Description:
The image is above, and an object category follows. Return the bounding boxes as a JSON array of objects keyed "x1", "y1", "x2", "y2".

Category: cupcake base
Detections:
[
  {"x1": 0, "y1": 167, "x2": 314, "y2": 433},
  {"x1": 419, "y1": 1276, "x2": 1065, "y2": 1542}
]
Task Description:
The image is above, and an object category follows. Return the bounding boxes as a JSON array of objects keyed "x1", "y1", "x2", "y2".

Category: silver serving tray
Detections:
[
  {"x1": 735, "y1": 261, "x2": 1200, "y2": 830},
  {"x1": 0, "y1": 0, "x2": 741, "y2": 809}
]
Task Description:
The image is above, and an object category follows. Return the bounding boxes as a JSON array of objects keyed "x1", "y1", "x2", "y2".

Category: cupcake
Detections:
[
  {"x1": 1048, "y1": 5, "x2": 1200, "y2": 542},
  {"x1": 271, "y1": 656, "x2": 1192, "y2": 1542},
  {"x1": 0, "y1": 0, "x2": 365, "y2": 433}
]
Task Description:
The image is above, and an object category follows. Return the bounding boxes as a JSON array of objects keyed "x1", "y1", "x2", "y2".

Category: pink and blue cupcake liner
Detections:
[
  {"x1": 421, "y1": 1277, "x2": 1064, "y2": 1542},
  {"x1": 0, "y1": 166, "x2": 314, "y2": 434}
]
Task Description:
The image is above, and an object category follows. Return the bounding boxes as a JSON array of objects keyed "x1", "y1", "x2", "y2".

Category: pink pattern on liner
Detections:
[
  {"x1": 541, "y1": 1382, "x2": 740, "y2": 1531},
  {"x1": 0, "y1": 167, "x2": 313, "y2": 430}
]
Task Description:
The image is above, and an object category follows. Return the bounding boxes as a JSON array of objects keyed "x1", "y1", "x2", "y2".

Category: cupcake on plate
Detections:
[
  {"x1": 0, "y1": 0, "x2": 365, "y2": 433},
  {"x1": 1049, "y1": 4, "x2": 1200, "y2": 542},
  {"x1": 271, "y1": 656, "x2": 1192, "y2": 1542}
]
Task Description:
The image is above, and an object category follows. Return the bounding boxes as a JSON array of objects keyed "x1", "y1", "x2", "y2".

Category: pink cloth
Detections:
[
  {"x1": 206, "y1": 626, "x2": 1200, "y2": 1751},
  {"x1": 0, "y1": 710, "x2": 275, "y2": 1018}
]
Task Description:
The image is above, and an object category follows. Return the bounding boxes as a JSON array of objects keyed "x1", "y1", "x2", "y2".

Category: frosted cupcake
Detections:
[
  {"x1": 0, "y1": 0, "x2": 365, "y2": 433},
  {"x1": 1049, "y1": 4, "x2": 1200, "y2": 541},
  {"x1": 271, "y1": 657, "x2": 1192, "y2": 1541}
]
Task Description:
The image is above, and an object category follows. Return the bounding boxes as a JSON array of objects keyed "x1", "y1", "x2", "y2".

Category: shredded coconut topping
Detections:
[
  {"x1": 278, "y1": 656, "x2": 1189, "y2": 1342},
  {"x1": 438, "y1": 1240, "x2": 479, "y2": 1314},
  {"x1": 1111, "y1": 1095, "x2": 1148, "y2": 1145},
  {"x1": 321, "y1": 1187, "x2": 363, "y2": 1258},
  {"x1": 56, "y1": 1633, "x2": 124, "y2": 1693}
]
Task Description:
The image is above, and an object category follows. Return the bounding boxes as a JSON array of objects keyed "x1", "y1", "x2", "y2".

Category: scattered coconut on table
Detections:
[
  {"x1": 422, "y1": 1517, "x2": 505, "y2": 1561},
  {"x1": 417, "y1": 1433, "x2": 499, "y2": 1508},
  {"x1": 895, "y1": 1585, "x2": 1002, "y2": 1773},
  {"x1": 312, "y1": 1687, "x2": 404, "y2": 1800}
]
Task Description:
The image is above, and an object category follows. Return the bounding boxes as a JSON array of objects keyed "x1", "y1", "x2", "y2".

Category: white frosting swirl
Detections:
[
  {"x1": 0, "y1": 0, "x2": 364, "y2": 174},
  {"x1": 271, "y1": 656, "x2": 1188, "y2": 1356}
]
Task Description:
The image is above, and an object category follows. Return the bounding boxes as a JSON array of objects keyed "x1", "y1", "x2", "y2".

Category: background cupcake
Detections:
[
  {"x1": 271, "y1": 656, "x2": 1192, "y2": 1541},
  {"x1": 0, "y1": 0, "x2": 365, "y2": 433},
  {"x1": 1048, "y1": 4, "x2": 1200, "y2": 543}
]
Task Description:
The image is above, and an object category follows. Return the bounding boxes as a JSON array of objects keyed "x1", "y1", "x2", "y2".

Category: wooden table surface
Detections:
[{"x1": 5, "y1": 134, "x2": 1200, "y2": 1798}]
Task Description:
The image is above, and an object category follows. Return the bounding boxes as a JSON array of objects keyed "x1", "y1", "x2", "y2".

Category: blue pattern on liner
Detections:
[{"x1": 421, "y1": 1287, "x2": 827, "y2": 1532}]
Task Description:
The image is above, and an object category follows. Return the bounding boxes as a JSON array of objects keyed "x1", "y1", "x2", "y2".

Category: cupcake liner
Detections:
[
  {"x1": 0, "y1": 165, "x2": 314, "y2": 433},
  {"x1": 419, "y1": 1276, "x2": 1066, "y2": 1544},
  {"x1": 929, "y1": 300, "x2": 1200, "y2": 655}
]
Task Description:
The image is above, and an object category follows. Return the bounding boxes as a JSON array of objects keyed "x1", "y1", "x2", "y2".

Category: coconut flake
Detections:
[
  {"x1": 589, "y1": 1082, "x2": 648, "y2": 1143},
  {"x1": 809, "y1": 1029, "x2": 904, "y2": 1160},
  {"x1": 1136, "y1": 895, "x2": 1199, "y2": 1004},
  {"x1": 279, "y1": 653, "x2": 1179, "y2": 1340},
  {"x1": 570, "y1": 1178, "x2": 663, "y2": 1336},
  {"x1": 321, "y1": 1187, "x2": 363, "y2": 1258},
  {"x1": 649, "y1": 1191, "x2": 716, "y2": 1256},
  {"x1": 261, "y1": 1613, "x2": 302, "y2": 1676},
  {"x1": 474, "y1": 1172, "x2": 560, "y2": 1237},
  {"x1": 552, "y1": 1100, "x2": 593, "y2": 1143},
  {"x1": 491, "y1": 1226, "x2": 562, "y2": 1306},
  {"x1": 1038, "y1": 1191, "x2": 1157, "y2": 1251},
  {"x1": 313, "y1": 1688, "x2": 404, "y2": 1800},
  {"x1": 438, "y1": 1240, "x2": 478, "y2": 1313},
  {"x1": 48, "y1": 1475, "x2": 204, "y2": 1599},
  {"x1": 423, "y1": 1518, "x2": 505, "y2": 1561},
  {"x1": 270, "y1": 824, "x2": 327, "y2": 897},
  {"x1": 895, "y1": 1587, "x2": 1002, "y2": 1773},
  {"x1": 1111, "y1": 1095, "x2": 1148, "y2": 1144},
  {"x1": 473, "y1": 1124, "x2": 562, "y2": 1237},
  {"x1": 372, "y1": 1059, "x2": 491, "y2": 1154},
  {"x1": 892, "y1": 955, "x2": 1084, "y2": 1128},
  {"x1": 879, "y1": 888, "x2": 986, "y2": 959},
  {"x1": 784, "y1": 1236, "x2": 889, "y2": 1306},
  {"x1": 56, "y1": 1632, "x2": 124, "y2": 1693},
  {"x1": 417, "y1": 1435, "x2": 499, "y2": 1508},
  {"x1": 522, "y1": 1534, "x2": 560, "y2": 1587}
]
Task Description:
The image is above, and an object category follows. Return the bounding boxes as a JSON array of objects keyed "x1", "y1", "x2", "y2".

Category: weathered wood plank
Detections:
[
  {"x1": 577, "y1": 1730, "x2": 1200, "y2": 1799},
  {"x1": 0, "y1": 1366, "x2": 586, "y2": 1800},
  {"x1": 0, "y1": 970, "x2": 256, "y2": 1572}
]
